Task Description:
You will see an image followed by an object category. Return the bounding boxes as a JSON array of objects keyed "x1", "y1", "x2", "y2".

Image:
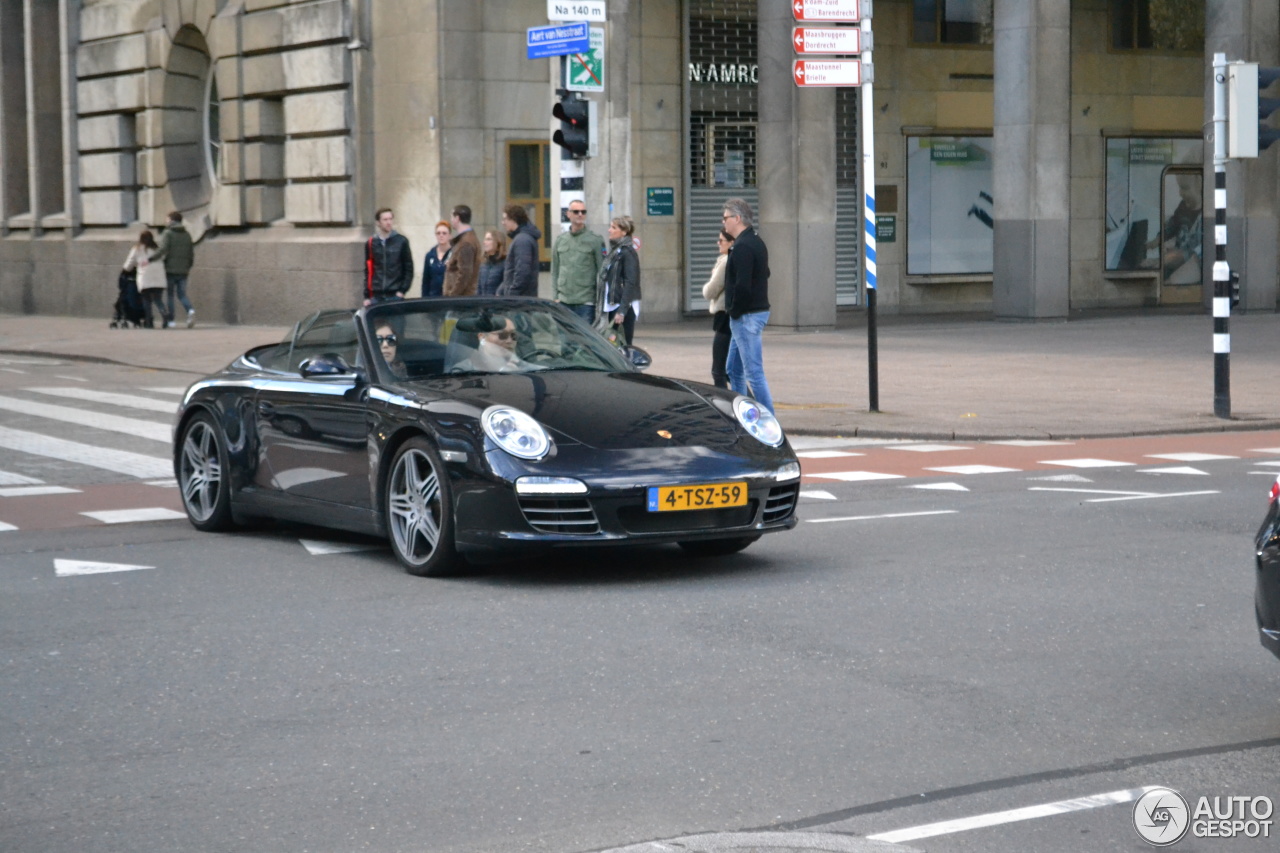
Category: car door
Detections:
[{"x1": 254, "y1": 311, "x2": 375, "y2": 509}]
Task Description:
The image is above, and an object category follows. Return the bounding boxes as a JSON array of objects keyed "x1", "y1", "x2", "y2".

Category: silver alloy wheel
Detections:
[
  {"x1": 388, "y1": 447, "x2": 443, "y2": 566},
  {"x1": 180, "y1": 419, "x2": 223, "y2": 522}
]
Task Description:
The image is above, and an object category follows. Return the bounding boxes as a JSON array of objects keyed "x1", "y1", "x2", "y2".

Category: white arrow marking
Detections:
[{"x1": 55, "y1": 559, "x2": 155, "y2": 577}]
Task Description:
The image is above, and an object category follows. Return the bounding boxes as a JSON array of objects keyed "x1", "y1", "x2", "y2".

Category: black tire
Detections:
[
  {"x1": 677, "y1": 535, "x2": 760, "y2": 558},
  {"x1": 386, "y1": 437, "x2": 460, "y2": 577},
  {"x1": 176, "y1": 412, "x2": 235, "y2": 532}
]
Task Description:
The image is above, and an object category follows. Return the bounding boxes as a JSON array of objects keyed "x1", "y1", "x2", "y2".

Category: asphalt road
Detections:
[{"x1": 1, "y1": 356, "x2": 1278, "y2": 853}]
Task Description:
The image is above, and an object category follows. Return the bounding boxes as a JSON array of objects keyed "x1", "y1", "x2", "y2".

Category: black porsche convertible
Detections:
[{"x1": 172, "y1": 298, "x2": 800, "y2": 575}]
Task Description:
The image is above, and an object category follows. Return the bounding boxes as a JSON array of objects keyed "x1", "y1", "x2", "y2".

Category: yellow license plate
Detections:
[{"x1": 647, "y1": 482, "x2": 747, "y2": 512}]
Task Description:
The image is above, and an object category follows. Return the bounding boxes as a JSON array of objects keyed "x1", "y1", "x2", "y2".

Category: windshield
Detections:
[{"x1": 364, "y1": 299, "x2": 633, "y2": 381}]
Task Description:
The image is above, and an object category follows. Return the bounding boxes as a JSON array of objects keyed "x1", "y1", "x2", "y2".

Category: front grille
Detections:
[
  {"x1": 617, "y1": 503, "x2": 756, "y2": 534},
  {"x1": 518, "y1": 498, "x2": 601, "y2": 535},
  {"x1": 762, "y1": 483, "x2": 798, "y2": 524}
]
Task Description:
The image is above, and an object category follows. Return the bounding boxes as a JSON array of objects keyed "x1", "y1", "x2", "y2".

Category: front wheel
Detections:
[
  {"x1": 176, "y1": 412, "x2": 235, "y2": 531},
  {"x1": 677, "y1": 535, "x2": 760, "y2": 558},
  {"x1": 386, "y1": 437, "x2": 459, "y2": 576}
]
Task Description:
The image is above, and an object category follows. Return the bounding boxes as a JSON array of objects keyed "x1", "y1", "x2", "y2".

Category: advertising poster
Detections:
[
  {"x1": 1104, "y1": 138, "x2": 1203, "y2": 273},
  {"x1": 906, "y1": 137, "x2": 994, "y2": 275}
]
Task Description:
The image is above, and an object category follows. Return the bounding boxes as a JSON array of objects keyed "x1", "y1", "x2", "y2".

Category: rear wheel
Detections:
[
  {"x1": 177, "y1": 412, "x2": 234, "y2": 531},
  {"x1": 677, "y1": 535, "x2": 760, "y2": 558},
  {"x1": 386, "y1": 437, "x2": 459, "y2": 576}
]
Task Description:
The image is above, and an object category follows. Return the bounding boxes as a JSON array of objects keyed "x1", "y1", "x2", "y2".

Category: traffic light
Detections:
[
  {"x1": 552, "y1": 90, "x2": 593, "y2": 159},
  {"x1": 1227, "y1": 62, "x2": 1280, "y2": 158}
]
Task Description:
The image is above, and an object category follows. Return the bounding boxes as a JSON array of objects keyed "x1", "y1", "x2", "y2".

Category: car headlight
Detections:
[
  {"x1": 482, "y1": 406, "x2": 550, "y2": 460},
  {"x1": 733, "y1": 396, "x2": 784, "y2": 447}
]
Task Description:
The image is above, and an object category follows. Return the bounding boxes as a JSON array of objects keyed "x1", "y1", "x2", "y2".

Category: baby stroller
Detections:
[{"x1": 109, "y1": 269, "x2": 147, "y2": 328}]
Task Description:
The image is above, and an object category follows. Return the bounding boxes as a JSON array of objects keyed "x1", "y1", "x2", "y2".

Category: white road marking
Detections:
[
  {"x1": 0, "y1": 469, "x2": 44, "y2": 486},
  {"x1": 0, "y1": 367, "x2": 27, "y2": 374},
  {"x1": 0, "y1": 426, "x2": 172, "y2": 478},
  {"x1": 912, "y1": 482, "x2": 969, "y2": 491},
  {"x1": 866, "y1": 786, "x2": 1155, "y2": 843},
  {"x1": 1027, "y1": 473, "x2": 1092, "y2": 482},
  {"x1": 795, "y1": 450, "x2": 865, "y2": 458},
  {"x1": 808, "y1": 471, "x2": 904, "y2": 482},
  {"x1": 0, "y1": 521, "x2": 18, "y2": 532},
  {"x1": 925, "y1": 464, "x2": 1020, "y2": 475},
  {"x1": 1139, "y1": 466, "x2": 1208, "y2": 476},
  {"x1": 144, "y1": 387, "x2": 188, "y2": 395},
  {"x1": 1040, "y1": 458, "x2": 1135, "y2": 468},
  {"x1": 807, "y1": 510, "x2": 957, "y2": 524},
  {"x1": 55, "y1": 558, "x2": 155, "y2": 577},
  {"x1": 0, "y1": 485, "x2": 80, "y2": 497},
  {"x1": 986, "y1": 439, "x2": 1074, "y2": 446},
  {"x1": 29, "y1": 387, "x2": 179, "y2": 414},
  {"x1": 145, "y1": 478, "x2": 178, "y2": 488},
  {"x1": 80, "y1": 508, "x2": 187, "y2": 524},
  {"x1": 0, "y1": 394, "x2": 169, "y2": 441},
  {"x1": 886, "y1": 444, "x2": 972, "y2": 452},
  {"x1": 1251, "y1": 460, "x2": 1280, "y2": 468},
  {"x1": 1029, "y1": 487, "x2": 1219, "y2": 502},
  {"x1": 1145, "y1": 452, "x2": 1236, "y2": 462},
  {"x1": 300, "y1": 539, "x2": 384, "y2": 555},
  {"x1": 1250, "y1": 448, "x2": 1280, "y2": 454},
  {"x1": 53, "y1": 375, "x2": 88, "y2": 382},
  {"x1": 799, "y1": 489, "x2": 838, "y2": 500}
]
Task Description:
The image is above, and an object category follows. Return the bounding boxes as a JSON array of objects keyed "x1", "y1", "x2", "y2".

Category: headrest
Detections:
[{"x1": 454, "y1": 312, "x2": 510, "y2": 334}]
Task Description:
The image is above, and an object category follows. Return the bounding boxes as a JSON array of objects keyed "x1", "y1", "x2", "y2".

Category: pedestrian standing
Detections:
[
  {"x1": 442, "y1": 205, "x2": 481, "y2": 297},
  {"x1": 721, "y1": 197, "x2": 774, "y2": 413},
  {"x1": 599, "y1": 215, "x2": 641, "y2": 345},
  {"x1": 551, "y1": 200, "x2": 604, "y2": 322},
  {"x1": 478, "y1": 230, "x2": 507, "y2": 297},
  {"x1": 151, "y1": 211, "x2": 194, "y2": 328},
  {"x1": 496, "y1": 205, "x2": 542, "y2": 297},
  {"x1": 363, "y1": 207, "x2": 414, "y2": 307},
  {"x1": 422, "y1": 220, "x2": 452, "y2": 298},
  {"x1": 701, "y1": 228, "x2": 735, "y2": 388},
  {"x1": 124, "y1": 230, "x2": 169, "y2": 329}
]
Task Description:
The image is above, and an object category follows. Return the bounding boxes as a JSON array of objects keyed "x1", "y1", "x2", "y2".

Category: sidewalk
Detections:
[{"x1": 2, "y1": 310, "x2": 1278, "y2": 440}]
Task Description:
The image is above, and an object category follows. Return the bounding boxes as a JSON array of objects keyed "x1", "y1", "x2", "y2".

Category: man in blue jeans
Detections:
[{"x1": 720, "y1": 197, "x2": 774, "y2": 414}]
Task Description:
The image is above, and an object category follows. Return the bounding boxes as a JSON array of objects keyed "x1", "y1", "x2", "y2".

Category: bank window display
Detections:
[
  {"x1": 905, "y1": 136, "x2": 994, "y2": 275},
  {"x1": 1110, "y1": 0, "x2": 1204, "y2": 51},
  {"x1": 912, "y1": 0, "x2": 993, "y2": 45},
  {"x1": 1104, "y1": 138, "x2": 1203, "y2": 284}
]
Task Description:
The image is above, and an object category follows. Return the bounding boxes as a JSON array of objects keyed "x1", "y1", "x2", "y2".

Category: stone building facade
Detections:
[{"x1": 0, "y1": 0, "x2": 1276, "y2": 327}]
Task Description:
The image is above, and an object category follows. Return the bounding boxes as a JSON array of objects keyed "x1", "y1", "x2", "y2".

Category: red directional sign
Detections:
[
  {"x1": 793, "y1": 26, "x2": 861, "y2": 55},
  {"x1": 793, "y1": 59, "x2": 862, "y2": 87},
  {"x1": 792, "y1": 0, "x2": 861, "y2": 23}
]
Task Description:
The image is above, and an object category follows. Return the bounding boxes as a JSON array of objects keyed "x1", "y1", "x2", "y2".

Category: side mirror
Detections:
[
  {"x1": 623, "y1": 345, "x2": 652, "y2": 371},
  {"x1": 299, "y1": 353, "x2": 360, "y2": 379}
]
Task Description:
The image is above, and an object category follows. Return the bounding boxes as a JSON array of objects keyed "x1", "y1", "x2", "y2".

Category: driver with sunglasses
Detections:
[
  {"x1": 374, "y1": 321, "x2": 408, "y2": 378},
  {"x1": 451, "y1": 316, "x2": 536, "y2": 373}
]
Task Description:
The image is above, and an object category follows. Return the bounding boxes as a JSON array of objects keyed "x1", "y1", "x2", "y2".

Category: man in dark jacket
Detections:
[
  {"x1": 443, "y1": 204, "x2": 481, "y2": 297},
  {"x1": 721, "y1": 197, "x2": 774, "y2": 413},
  {"x1": 497, "y1": 204, "x2": 542, "y2": 297},
  {"x1": 152, "y1": 211, "x2": 195, "y2": 328},
  {"x1": 364, "y1": 208, "x2": 414, "y2": 306}
]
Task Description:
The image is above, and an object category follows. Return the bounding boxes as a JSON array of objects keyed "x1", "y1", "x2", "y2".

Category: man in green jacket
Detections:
[
  {"x1": 551, "y1": 200, "x2": 604, "y2": 322},
  {"x1": 153, "y1": 211, "x2": 196, "y2": 328}
]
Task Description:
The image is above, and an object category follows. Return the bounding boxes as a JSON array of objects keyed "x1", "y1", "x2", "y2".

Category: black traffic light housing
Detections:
[
  {"x1": 552, "y1": 90, "x2": 592, "y2": 159},
  {"x1": 1227, "y1": 62, "x2": 1280, "y2": 157}
]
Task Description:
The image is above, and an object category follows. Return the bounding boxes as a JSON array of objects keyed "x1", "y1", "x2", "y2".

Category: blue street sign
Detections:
[{"x1": 527, "y1": 22, "x2": 590, "y2": 60}]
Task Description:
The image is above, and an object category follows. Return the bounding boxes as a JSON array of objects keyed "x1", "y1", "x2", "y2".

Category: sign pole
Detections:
[
  {"x1": 860, "y1": 2, "x2": 878, "y2": 412},
  {"x1": 1212, "y1": 52, "x2": 1230, "y2": 418}
]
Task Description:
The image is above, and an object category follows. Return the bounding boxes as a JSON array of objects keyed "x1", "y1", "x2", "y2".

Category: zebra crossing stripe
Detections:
[
  {"x1": 0, "y1": 425, "x2": 172, "y2": 479},
  {"x1": 29, "y1": 387, "x2": 179, "y2": 414},
  {"x1": 0, "y1": 394, "x2": 169, "y2": 442}
]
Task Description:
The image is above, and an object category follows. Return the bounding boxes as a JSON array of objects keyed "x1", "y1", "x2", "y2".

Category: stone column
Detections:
[
  {"x1": 992, "y1": 0, "x2": 1070, "y2": 319},
  {"x1": 756, "y1": 0, "x2": 836, "y2": 330},
  {"x1": 1207, "y1": 0, "x2": 1279, "y2": 312}
]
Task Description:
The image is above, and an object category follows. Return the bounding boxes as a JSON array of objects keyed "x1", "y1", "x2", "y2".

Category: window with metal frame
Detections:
[
  {"x1": 912, "y1": 0, "x2": 994, "y2": 46},
  {"x1": 506, "y1": 141, "x2": 552, "y2": 267},
  {"x1": 1109, "y1": 0, "x2": 1204, "y2": 52}
]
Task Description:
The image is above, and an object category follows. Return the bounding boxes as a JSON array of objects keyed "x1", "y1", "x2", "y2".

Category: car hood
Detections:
[{"x1": 410, "y1": 371, "x2": 748, "y2": 451}]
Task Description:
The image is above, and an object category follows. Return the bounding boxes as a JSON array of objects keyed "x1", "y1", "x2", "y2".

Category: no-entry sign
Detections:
[
  {"x1": 793, "y1": 59, "x2": 862, "y2": 87},
  {"x1": 792, "y1": 0, "x2": 861, "y2": 23},
  {"x1": 793, "y1": 26, "x2": 861, "y2": 54}
]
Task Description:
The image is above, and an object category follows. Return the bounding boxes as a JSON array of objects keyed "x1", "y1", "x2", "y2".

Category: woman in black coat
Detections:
[{"x1": 598, "y1": 215, "x2": 641, "y2": 345}]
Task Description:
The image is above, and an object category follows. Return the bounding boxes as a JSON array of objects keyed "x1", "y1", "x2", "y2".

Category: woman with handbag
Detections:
[
  {"x1": 597, "y1": 215, "x2": 641, "y2": 346},
  {"x1": 123, "y1": 230, "x2": 169, "y2": 328},
  {"x1": 701, "y1": 228, "x2": 735, "y2": 388}
]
